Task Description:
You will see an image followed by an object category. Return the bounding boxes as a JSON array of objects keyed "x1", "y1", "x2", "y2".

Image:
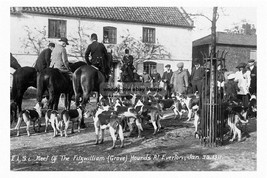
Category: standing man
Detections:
[
  {"x1": 191, "y1": 58, "x2": 205, "y2": 94},
  {"x1": 50, "y1": 37, "x2": 71, "y2": 74},
  {"x1": 35, "y1": 43, "x2": 55, "y2": 72},
  {"x1": 234, "y1": 62, "x2": 251, "y2": 108},
  {"x1": 162, "y1": 64, "x2": 173, "y2": 99},
  {"x1": 248, "y1": 59, "x2": 257, "y2": 95},
  {"x1": 85, "y1": 33, "x2": 108, "y2": 78},
  {"x1": 142, "y1": 71, "x2": 151, "y2": 89},
  {"x1": 170, "y1": 62, "x2": 189, "y2": 95},
  {"x1": 150, "y1": 69, "x2": 161, "y2": 88}
]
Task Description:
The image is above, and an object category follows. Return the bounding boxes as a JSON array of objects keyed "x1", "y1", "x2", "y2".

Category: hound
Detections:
[
  {"x1": 59, "y1": 106, "x2": 84, "y2": 137},
  {"x1": 227, "y1": 106, "x2": 248, "y2": 142},
  {"x1": 45, "y1": 109, "x2": 59, "y2": 137},
  {"x1": 15, "y1": 103, "x2": 42, "y2": 137}
]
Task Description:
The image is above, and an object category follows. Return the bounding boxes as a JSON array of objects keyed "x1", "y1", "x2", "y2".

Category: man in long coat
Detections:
[
  {"x1": 170, "y1": 62, "x2": 189, "y2": 94},
  {"x1": 162, "y1": 64, "x2": 173, "y2": 99},
  {"x1": 191, "y1": 58, "x2": 205, "y2": 94},
  {"x1": 248, "y1": 59, "x2": 257, "y2": 95}
]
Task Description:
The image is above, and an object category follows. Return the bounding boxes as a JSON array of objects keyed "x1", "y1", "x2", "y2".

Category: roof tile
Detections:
[{"x1": 10, "y1": 7, "x2": 193, "y2": 28}]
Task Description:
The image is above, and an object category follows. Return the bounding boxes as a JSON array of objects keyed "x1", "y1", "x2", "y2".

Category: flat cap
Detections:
[
  {"x1": 165, "y1": 64, "x2": 171, "y2": 68},
  {"x1": 177, "y1": 62, "x2": 184, "y2": 68}
]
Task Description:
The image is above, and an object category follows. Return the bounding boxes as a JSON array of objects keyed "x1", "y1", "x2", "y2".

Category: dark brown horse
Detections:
[
  {"x1": 36, "y1": 61, "x2": 87, "y2": 110},
  {"x1": 72, "y1": 51, "x2": 113, "y2": 107},
  {"x1": 72, "y1": 65, "x2": 107, "y2": 108},
  {"x1": 11, "y1": 61, "x2": 86, "y2": 112},
  {"x1": 11, "y1": 66, "x2": 37, "y2": 112}
]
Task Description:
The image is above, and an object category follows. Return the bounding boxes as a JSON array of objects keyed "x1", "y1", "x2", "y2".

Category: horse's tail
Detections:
[
  {"x1": 36, "y1": 72, "x2": 44, "y2": 103},
  {"x1": 11, "y1": 71, "x2": 18, "y2": 101},
  {"x1": 72, "y1": 68, "x2": 82, "y2": 103}
]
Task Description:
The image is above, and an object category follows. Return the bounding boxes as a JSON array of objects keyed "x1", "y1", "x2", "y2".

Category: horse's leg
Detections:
[
  {"x1": 64, "y1": 93, "x2": 69, "y2": 110},
  {"x1": 48, "y1": 91, "x2": 54, "y2": 110},
  {"x1": 53, "y1": 94, "x2": 60, "y2": 111},
  {"x1": 16, "y1": 88, "x2": 26, "y2": 113}
]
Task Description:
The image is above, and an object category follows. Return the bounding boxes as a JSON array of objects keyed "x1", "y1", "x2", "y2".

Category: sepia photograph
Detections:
[{"x1": 6, "y1": 0, "x2": 264, "y2": 173}]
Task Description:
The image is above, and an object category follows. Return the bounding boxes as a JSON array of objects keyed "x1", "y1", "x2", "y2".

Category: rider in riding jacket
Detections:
[
  {"x1": 121, "y1": 49, "x2": 135, "y2": 81},
  {"x1": 35, "y1": 43, "x2": 55, "y2": 72},
  {"x1": 50, "y1": 37, "x2": 72, "y2": 77},
  {"x1": 85, "y1": 33, "x2": 108, "y2": 77}
]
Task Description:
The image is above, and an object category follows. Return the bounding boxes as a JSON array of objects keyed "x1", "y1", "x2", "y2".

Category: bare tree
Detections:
[
  {"x1": 21, "y1": 26, "x2": 48, "y2": 55},
  {"x1": 68, "y1": 20, "x2": 91, "y2": 59},
  {"x1": 107, "y1": 30, "x2": 171, "y2": 66}
]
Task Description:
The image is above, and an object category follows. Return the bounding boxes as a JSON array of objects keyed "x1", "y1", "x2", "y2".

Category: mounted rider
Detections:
[
  {"x1": 50, "y1": 37, "x2": 72, "y2": 79},
  {"x1": 121, "y1": 49, "x2": 135, "y2": 82},
  {"x1": 85, "y1": 33, "x2": 109, "y2": 80}
]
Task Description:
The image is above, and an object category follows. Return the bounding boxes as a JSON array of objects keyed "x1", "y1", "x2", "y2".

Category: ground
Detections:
[{"x1": 10, "y1": 99, "x2": 257, "y2": 171}]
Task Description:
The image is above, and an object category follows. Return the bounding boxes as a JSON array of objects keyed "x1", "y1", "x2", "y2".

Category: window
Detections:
[
  {"x1": 48, "y1": 19, "x2": 67, "y2": 38},
  {"x1": 144, "y1": 61, "x2": 157, "y2": 75},
  {"x1": 103, "y1": 27, "x2": 117, "y2": 44},
  {"x1": 250, "y1": 50, "x2": 257, "y2": 60},
  {"x1": 143, "y1": 27, "x2": 155, "y2": 43}
]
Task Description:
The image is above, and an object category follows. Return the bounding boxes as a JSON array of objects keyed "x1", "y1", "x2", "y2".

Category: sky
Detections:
[{"x1": 183, "y1": 7, "x2": 257, "y2": 40}]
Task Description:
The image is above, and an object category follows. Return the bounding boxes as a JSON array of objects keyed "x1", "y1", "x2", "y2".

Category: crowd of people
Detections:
[{"x1": 31, "y1": 32, "x2": 257, "y2": 106}]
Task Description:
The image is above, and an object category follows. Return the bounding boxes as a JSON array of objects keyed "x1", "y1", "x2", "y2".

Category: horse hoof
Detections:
[
  {"x1": 94, "y1": 142, "x2": 99, "y2": 145},
  {"x1": 120, "y1": 145, "x2": 124, "y2": 148},
  {"x1": 99, "y1": 140, "x2": 104, "y2": 144}
]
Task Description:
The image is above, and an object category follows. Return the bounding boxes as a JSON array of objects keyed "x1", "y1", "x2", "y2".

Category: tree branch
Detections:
[{"x1": 187, "y1": 13, "x2": 212, "y2": 22}]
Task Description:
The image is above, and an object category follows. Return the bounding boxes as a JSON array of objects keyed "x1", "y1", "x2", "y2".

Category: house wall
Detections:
[{"x1": 10, "y1": 13, "x2": 193, "y2": 73}]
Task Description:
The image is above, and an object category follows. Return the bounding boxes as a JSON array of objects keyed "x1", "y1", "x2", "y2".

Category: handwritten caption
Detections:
[{"x1": 11, "y1": 154, "x2": 223, "y2": 164}]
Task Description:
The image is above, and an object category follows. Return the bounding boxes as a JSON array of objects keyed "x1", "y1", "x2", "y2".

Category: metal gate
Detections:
[{"x1": 200, "y1": 50, "x2": 228, "y2": 147}]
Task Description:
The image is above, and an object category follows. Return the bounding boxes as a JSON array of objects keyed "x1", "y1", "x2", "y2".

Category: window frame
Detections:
[
  {"x1": 144, "y1": 61, "x2": 157, "y2": 75},
  {"x1": 48, "y1": 19, "x2": 67, "y2": 39},
  {"x1": 143, "y1": 27, "x2": 156, "y2": 43},
  {"x1": 103, "y1": 26, "x2": 117, "y2": 44}
]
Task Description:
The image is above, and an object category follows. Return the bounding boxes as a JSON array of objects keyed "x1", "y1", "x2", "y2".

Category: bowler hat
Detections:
[
  {"x1": 248, "y1": 59, "x2": 255, "y2": 63},
  {"x1": 165, "y1": 64, "x2": 171, "y2": 68},
  {"x1": 177, "y1": 62, "x2": 184, "y2": 68},
  {"x1": 236, "y1": 62, "x2": 246, "y2": 69},
  {"x1": 59, "y1": 37, "x2": 69, "y2": 45}
]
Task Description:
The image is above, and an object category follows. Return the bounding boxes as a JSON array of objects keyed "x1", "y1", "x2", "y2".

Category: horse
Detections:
[
  {"x1": 36, "y1": 61, "x2": 87, "y2": 110},
  {"x1": 11, "y1": 66, "x2": 37, "y2": 112},
  {"x1": 72, "y1": 65, "x2": 107, "y2": 108},
  {"x1": 120, "y1": 63, "x2": 135, "y2": 99},
  {"x1": 11, "y1": 61, "x2": 86, "y2": 112}
]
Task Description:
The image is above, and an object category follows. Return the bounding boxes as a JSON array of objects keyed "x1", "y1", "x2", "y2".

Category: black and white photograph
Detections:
[{"x1": 4, "y1": 0, "x2": 267, "y2": 174}]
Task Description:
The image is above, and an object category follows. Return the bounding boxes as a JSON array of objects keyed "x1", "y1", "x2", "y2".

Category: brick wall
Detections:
[{"x1": 193, "y1": 44, "x2": 256, "y2": 72}]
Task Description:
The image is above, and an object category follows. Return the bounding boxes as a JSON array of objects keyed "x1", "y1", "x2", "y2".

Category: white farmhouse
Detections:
[{"x1": 10, "y1": 7, "x2": 194, "y2": 79}]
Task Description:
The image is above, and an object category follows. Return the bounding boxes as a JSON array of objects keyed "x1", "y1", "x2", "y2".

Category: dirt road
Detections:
[{"x1": 10, "y1": 99, "x2": 256, "y2": 171}]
